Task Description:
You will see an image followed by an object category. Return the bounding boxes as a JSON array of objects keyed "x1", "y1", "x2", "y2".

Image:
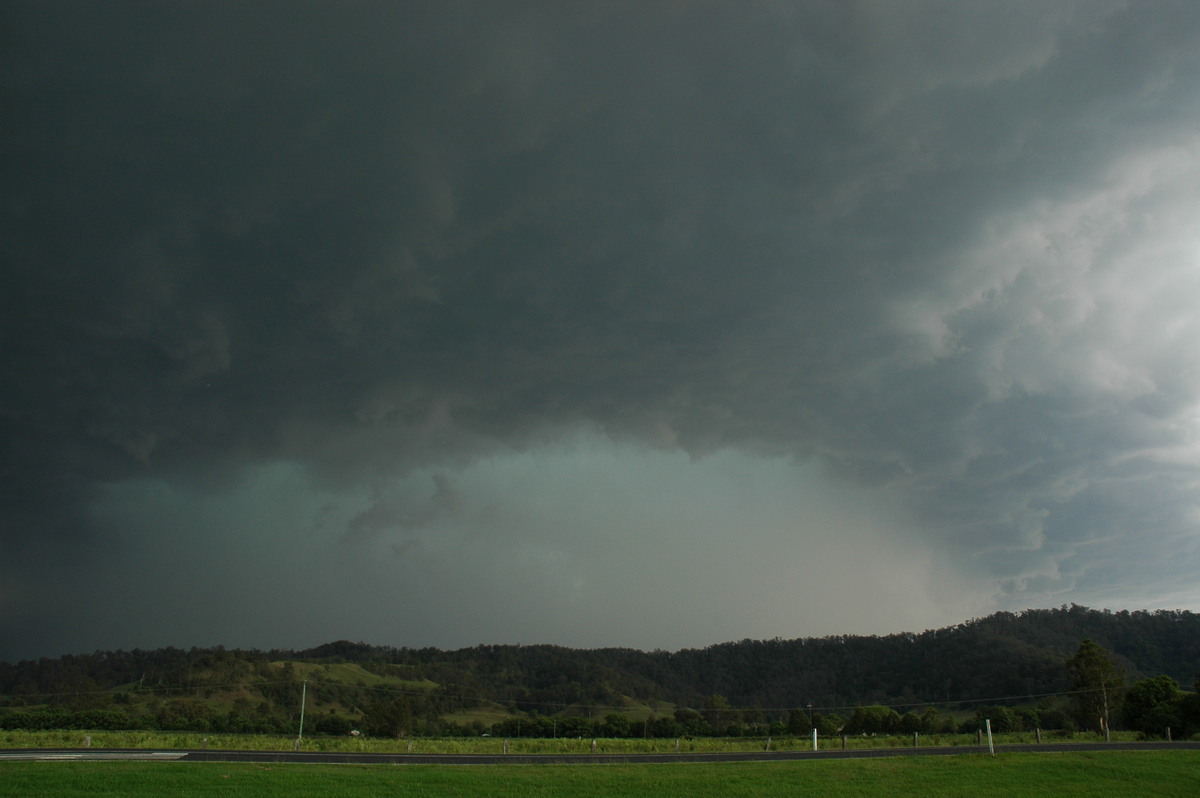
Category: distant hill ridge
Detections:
[{"x1": 3, "y1": 606, "x2": 1198, "y2": 718}]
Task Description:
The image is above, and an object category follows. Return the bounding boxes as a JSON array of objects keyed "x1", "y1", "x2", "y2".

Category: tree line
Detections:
[{"x1": 2, "y1": 606, "x2": 1198, "y2": 738}]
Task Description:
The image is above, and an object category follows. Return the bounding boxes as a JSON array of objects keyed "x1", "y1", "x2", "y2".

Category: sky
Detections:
[{"x1": 3, "y1": 1, "x2": 1200, "y2": 662}]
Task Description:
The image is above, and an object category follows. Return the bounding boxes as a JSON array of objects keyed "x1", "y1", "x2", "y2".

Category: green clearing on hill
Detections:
[
  {"x1": 281, "y1": 661, "x2": 437, "y2": 691},
  {"x1": 1, "y1": 751, "x2": 1198, "y2": 798}
]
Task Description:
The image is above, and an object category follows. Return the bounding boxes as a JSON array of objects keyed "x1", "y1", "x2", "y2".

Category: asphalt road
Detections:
[{"x1": 3, "y1": 741, "x2": 1198, "y2": 765}]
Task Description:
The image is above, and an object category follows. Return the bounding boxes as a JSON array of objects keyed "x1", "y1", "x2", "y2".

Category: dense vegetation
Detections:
[{"x1": 2, "y1": 606, "x2": 1198, "y2": 739}]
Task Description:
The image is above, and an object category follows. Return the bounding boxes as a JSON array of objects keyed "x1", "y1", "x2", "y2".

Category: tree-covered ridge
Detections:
[
  {"x1": 2, "y1": 606, "x2": 1198, "y2": 735},
  {"x1": 629, "y1": 606, "x2": 1198, "y2": 711}
]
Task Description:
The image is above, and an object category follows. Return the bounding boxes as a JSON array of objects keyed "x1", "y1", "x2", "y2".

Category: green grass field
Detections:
[{"x1": 1, "y1": 751, "x2": 1197, "y2": 797}]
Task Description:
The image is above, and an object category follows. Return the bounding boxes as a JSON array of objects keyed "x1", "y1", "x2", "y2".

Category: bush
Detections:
[
  {"x1": 73, "y1": 709, "x2": 138, "y2": 730},
  {"x1": 314, "y1": 714, "x2": 353, "y2": 736},
  {"x1": 974, "y1": 706, "x2": 1019, "y2": 733},
  {"x1": 156, "y1": 699, "x2": 215, "y2": 732},
  {"x1": 844, "y1": 706, "x2": 901, "y2": 735}
]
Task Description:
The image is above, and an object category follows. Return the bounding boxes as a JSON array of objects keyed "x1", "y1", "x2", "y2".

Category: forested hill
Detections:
[
  {"x1": 653, "y1": 606, "x2": 1200, "y2": 710},
  {"x1": 3, "y1": 606, "x2": 1198, "y2": 721}
]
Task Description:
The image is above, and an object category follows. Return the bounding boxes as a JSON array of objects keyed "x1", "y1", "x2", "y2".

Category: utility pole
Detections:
[
  {"x1": 1102, "y1": 682, "x2": 1111, "y2": 742},
  {"x1": 296, "y1": 680, "x2": 308, "y2": 749}
]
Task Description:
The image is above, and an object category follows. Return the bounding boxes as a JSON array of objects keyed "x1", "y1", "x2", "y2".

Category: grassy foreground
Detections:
[
  {"x1": 2, "y1": 752, "x2": 1198, "y2": 798},
  {"x1": 0, "y1": 728, "x2": 1132, "y2": 754}
]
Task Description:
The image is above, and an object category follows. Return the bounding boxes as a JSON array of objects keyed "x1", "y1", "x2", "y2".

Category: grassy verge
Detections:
[
  {"x1": 1, "y1": 751, "x2": 1198, "y2": 797},
  {"x1": 0, "y1": 728, "x2": 1136, "y2": 754}
]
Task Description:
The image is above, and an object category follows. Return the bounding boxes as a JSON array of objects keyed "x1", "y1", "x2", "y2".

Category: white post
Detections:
[
  {"x1": 985, "y1": 719, "x2": 995, "y2": 757},
  {"x1": 811, "y1": 728, "x2": 818, "y2": 751}
]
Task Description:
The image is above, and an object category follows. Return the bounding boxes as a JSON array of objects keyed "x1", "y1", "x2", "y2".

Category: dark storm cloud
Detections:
[
  {"x1": 4, "y1": 1, "x2": 1200, "y2": 658},
  {"x1": 344, "y1": 473, "x2": 460, "y2": 545}
]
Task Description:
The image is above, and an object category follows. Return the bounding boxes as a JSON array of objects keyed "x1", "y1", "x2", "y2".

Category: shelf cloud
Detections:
[{"x1": 4, "y1": 1, "x2": 1200, "y2": 659}]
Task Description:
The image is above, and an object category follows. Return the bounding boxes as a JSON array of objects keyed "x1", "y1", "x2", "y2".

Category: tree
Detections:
[
  {"x1": 673, "y1": 707, "x2": 706, "y2": 736},
  {"x1": 560, "y1": 715, "x2": 596, "y2": 738},
  {"x1": 815, "y1": 712, "x2": 843, "y2": 737},
  {"x1": 314, "y1": 713, "x2": 353, "y2": 736},
  {"x1": 1033, "y1": 704, "x2": 1076, "y2": 732},
  {"x1": 786, "y1": 708, "x2": 810, "y2": 734},
  {"x1": 973, "y1": 705, "x2": 1018, "y2": 733},
  {"x1": 1066, "y1": 639, "x2": 1124, "y2": 733},
  {"x1": 362, "y1": 696, "x2": 412, "y2": 738},
  {"x1": 920, "y1": 706, "x2": 954, "y2": 733},
  {"x1": 155, "y1": 698, "x2": 215, "y2": 732},
  {"x1": 702, "y1": 695, "x2": 735, "y2": 735},
  {"x1": 844, "y1": 705, "x2": 900, "y2": 735},
  {"x1": 602, "y1": 713, "x2": 632, "y2": 737},
  {"x1": 648, "y1": 715, "x2": 681, "y2": 738},
  {"x1": 1122, "y1": 676, "x2": 1181, "y2": 737},
  {"x1": 1180, "y1": 675, "x2": 1200, "y2": 738}
]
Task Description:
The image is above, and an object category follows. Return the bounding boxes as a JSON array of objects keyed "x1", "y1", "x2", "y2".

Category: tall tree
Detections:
[
  {"x1": 1066, "y1": 639, "x2": 1124, "y2": 733},
  {"x1": 702, "y1": 694, "x2": 735, "y2": 735},
  {"x1": 1122, "y1": 676, "x2": 1181, "y2": 737},
  {"x1": 362, "y1": 696, "x2": 412, "y2": 738}
]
